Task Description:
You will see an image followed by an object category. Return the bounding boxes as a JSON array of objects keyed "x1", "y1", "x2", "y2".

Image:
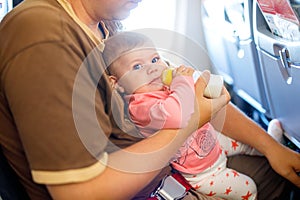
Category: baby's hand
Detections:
[{"x1": 174, "y1": 65, "x2": 195, "y2": 77}]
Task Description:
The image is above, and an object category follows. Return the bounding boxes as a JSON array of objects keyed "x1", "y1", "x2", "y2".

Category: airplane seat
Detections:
[
  {"x1": 253, "y1": 0, "x2": 300, "y2": 150},
  {"x1": 0, "y1": 148, "x2": 30, "y2": 200},
  {"x1": 201, "y1": 0, "x2": 270, "y2": 130}
]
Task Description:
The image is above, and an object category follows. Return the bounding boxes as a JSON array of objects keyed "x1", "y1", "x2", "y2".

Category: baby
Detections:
[{"x1": 103, "y1": 31, "x2": 260, "y2": 200}]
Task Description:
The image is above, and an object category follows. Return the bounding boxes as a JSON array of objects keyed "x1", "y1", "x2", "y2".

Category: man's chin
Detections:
[{"x1": 112, "y1": 12, "x2": 131, "y2": 21}]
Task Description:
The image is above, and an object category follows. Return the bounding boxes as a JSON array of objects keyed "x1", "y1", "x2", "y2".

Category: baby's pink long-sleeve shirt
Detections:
[{"x1": 125, "y1": 75, "x2": 221, "y2": 174}]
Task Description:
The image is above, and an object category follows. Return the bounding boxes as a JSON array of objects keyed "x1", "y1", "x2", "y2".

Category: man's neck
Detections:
[{"x1": 67, "y1": 0, "x2": 102, "y2": 39}]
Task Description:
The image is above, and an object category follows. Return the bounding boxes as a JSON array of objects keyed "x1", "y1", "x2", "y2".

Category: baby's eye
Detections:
[
  {"x1": 152, "y1": 57, "x2": 160, "y2": 63},
  {"x1": 133, "y1": 64, "x2": 143, "y2": 70}
]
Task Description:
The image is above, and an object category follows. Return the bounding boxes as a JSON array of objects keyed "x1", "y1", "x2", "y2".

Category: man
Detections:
[{"x1": 0, "y1": 0, "x2": 299, "y2": 199}]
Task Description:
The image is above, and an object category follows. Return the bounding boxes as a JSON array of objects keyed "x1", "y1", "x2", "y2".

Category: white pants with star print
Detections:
[{"x1": 182, "y1": 132, "x2": 259, "y2": 200}]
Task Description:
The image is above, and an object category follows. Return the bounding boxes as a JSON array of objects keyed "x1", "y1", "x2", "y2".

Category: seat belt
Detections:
[{"x1": 148, "y1": 172, "x2": 192, "y2": 200}]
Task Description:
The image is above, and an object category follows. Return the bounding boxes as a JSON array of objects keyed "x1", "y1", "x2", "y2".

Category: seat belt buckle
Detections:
[{"x1": 149, "y1": 174, "x2": 188, "y2": 200}]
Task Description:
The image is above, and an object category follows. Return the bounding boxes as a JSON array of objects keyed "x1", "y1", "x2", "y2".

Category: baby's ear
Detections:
[
  {"x1": 164, "y1": 59, "x2": 171, "y2": 66},
  {"x1": 116, "y1": 84, "x2": 125, "y2": 93},
  {"x1": 109, "y1": 75, "x2": 125, "y2": 93}
]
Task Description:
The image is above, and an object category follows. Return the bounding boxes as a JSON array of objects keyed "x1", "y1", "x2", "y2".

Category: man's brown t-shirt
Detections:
[{"x1": 0, "y1": 0, "x2": 169, "y2": 199}]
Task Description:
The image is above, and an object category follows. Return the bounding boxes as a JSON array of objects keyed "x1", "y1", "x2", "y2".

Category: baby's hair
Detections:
[{"x1": 103, "y1": 31, "x2": 155, "y2": 75}]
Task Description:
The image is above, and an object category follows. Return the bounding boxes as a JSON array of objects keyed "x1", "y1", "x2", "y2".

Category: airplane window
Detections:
[
  {"x1": 0, "y1": 0, "x2": 13, "y2": 22},
  {"x1": 122, "y1": 0, "x2": 176, "y2": 30}
]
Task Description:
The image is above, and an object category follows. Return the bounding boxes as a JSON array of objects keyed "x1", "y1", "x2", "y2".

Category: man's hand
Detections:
[
  {"x1": 194, "y1": 70, "x2": 231, "y2": 127},
  {"x1": 265, "y1": 142, "x2": 300, "y2": 188}
]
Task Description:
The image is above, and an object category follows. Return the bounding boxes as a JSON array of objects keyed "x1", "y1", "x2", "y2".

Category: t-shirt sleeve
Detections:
[{"x1": 4, "y1": 30, "x2": 111, "y2": 184}]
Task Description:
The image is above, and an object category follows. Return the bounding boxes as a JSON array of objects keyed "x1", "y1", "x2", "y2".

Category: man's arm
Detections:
[
  {"x1": 47, "y1": 71, "x2": 231, "y2": 199},
  {"x1": 211, "y1": 102, "x2": 300, "y2": 188},
  {"x1": 47, "y1": 128, "x2": 189, "y2": 199}
]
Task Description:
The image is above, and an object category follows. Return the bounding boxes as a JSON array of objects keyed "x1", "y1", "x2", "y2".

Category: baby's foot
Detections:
[{"x1": 267, "y1": 119, "x2": 284, "y2": 143}]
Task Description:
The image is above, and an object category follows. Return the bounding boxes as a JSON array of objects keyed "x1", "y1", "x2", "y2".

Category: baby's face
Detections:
[{"x1": 112, "y1": 48, "x2": 168, "y2": 94}]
